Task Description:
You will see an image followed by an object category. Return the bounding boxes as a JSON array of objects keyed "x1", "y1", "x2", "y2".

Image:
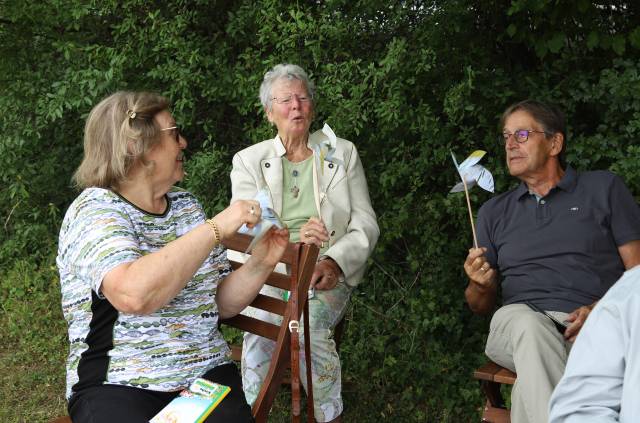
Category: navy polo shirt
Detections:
[{"x1": 477, "y1": 166, "x2": 640, "y2": 313}]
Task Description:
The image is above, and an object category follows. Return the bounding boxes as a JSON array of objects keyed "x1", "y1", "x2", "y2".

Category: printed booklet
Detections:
[{"x1": 150, "y1": 378, "x2": 231, "y2": 423}]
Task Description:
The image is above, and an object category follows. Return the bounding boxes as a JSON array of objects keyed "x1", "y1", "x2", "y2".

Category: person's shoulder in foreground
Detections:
[{"x1": 549, "y1": 264, "x2": 640, "y2": 423}]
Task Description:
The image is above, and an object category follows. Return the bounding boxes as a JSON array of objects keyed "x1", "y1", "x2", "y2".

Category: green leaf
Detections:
[
  {"x1": 612, "y1": 35, "x2": 626, "y2": 55},
  {"x1": 547, "y1": 32, "x2": 565, "y2": 53}
]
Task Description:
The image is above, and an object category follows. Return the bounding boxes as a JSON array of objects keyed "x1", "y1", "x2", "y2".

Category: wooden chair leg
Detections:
[
  {"x1": 480, "y1": 380, "x2": 505, "y2": 409},
  {"x1": 479, "y1": 380, "x2": 510, "y2": 423},
  {"x1": 304, "y1": 300, "x2": 314, "y2": 423}
]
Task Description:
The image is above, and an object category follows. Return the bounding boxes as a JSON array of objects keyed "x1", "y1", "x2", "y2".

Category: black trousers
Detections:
[{"x1": 68, "y1": 362, "x2": 253, "y2": 423}]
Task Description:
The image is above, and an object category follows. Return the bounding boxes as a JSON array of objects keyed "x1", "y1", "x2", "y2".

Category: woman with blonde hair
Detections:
[{"x1": 58, "y1": 91, "x2": 288, "y2": 422}]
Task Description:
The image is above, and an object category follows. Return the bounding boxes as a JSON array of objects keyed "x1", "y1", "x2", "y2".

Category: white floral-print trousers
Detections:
[{"x1": 241, "y1": 280, "x2": 353, "y2": 422}]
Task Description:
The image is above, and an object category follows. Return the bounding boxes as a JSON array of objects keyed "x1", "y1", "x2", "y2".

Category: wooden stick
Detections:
[{"x1": 461, "y1": 176, "x2": 478, "y2": 248}]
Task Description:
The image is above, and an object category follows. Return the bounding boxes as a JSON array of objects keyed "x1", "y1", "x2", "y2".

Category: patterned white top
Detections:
[{"x1": 57, "y1": 187, "x2": 231, "y2": 399}]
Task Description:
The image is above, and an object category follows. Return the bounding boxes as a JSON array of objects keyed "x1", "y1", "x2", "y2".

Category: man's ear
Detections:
[
  {"x1": 265, "y1": 107, "x2": 273, "y2": 124},
  {"x1": 550, "y1": 132, "x2": 564, "y2": 156}
]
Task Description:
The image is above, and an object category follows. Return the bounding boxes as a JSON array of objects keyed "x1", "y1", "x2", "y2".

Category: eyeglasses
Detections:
[
  {"x1": 271, "y1": 93, "x2": 313, "y2": 105},
  {"x1": 499, "y1": 129, "x2": 548, "y2": 144},
  {"x1": 160, "y1": 126, "x2": 182, "y2": 143}
]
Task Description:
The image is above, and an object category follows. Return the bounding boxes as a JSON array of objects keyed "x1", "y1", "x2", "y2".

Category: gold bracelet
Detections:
[{"x1": 206, "y1": 218, "x2": 221, "y2": 245}]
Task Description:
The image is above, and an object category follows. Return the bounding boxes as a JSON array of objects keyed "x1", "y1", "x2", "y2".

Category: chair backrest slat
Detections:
[
  {"x1": 251, "y1": 293, "x2": 287, "y2": 316},
  {"x1": 229, "y1": 260, "x2": 291, "y2": 291},
  {"x1": 222, "y1": 314, "x2": 280, "y2": 341}
]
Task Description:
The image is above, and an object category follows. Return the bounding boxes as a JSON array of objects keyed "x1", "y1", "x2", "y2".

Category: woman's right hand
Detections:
[{"x1": 212, "y1": 199, "x2": 261, "y2": 240}]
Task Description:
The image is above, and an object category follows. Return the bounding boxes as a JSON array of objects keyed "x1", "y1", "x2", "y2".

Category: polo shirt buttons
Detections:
[
  {"x1": 328, "y1": 163, "x2": 334, "y2": 169},
  {"x1": 540, "y1": 199, "x2": 546, "y2": 204},
  {"x1": 265, "y1": 163, "x2": 270, "y2": 168},
  {"x1": 330, "y1": 230, "x2": 335, "y2": 236}
]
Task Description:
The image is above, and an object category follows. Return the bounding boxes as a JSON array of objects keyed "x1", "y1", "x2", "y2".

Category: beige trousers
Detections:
[{"x1": 485, "y1": 303, "x2": 572, "y2": 423}]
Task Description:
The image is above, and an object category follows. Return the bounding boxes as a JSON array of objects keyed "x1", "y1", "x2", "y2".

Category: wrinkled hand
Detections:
[
  {"x1": 212, "y1": 200, "x2": 261, "y2": 240},
  {"x1": 300, "y1": 217, "x2": 329, "y2": 247},
  {"x1": 311, "y1": 258, "x2": 341, "y2": 290},
  {"x1": 564, "y1": 304, "x2": 593, "y2": 342},
  {"x1": 464, "y1": 247, "x2": 496, "y2": 291},
  {"x1": 250, "y1": 227, "x2": 290, "y2": 269}
]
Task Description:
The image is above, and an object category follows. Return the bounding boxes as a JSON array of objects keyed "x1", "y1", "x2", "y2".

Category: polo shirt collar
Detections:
[
  {"x1": 556, "y1": 165, "x2": 577, "y2": 193},
  {"x1": 516, "y1": 165, "x2": 577, "y2": 200}
]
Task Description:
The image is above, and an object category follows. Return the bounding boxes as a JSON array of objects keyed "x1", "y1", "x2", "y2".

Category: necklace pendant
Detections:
[{"x1": 291, "y1": 185, "x2": 299, "y2": 198}]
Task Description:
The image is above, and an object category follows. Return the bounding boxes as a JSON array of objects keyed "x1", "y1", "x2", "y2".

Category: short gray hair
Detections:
[{"x1": 259, "y1": 63, "x2": 316, "y2": 110}]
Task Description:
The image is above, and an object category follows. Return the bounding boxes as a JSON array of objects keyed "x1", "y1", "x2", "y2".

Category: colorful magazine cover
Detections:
[{"x1": 150, "y1": 378, "x2": 231, "y2": 423}]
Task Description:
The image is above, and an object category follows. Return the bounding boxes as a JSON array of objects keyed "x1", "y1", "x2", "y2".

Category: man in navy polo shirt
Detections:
[{"x1": 463, "y1": 99, "x2": 640, "y2": 423}]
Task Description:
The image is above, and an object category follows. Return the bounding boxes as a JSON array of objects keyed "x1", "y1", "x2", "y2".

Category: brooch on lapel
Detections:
[{"x1": 312, "y1": 123, "x2": 345, "y2": 175}]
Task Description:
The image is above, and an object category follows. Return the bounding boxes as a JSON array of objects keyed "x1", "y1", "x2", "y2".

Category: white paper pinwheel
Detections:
[
  {"x1": 239, "y1": 187, "x2": 286, "y2": 252},
  {"x1": 450, "y1": 150, "x2": 494, "y2": 193},
  {"x1": 311, "y1": 123, "x2": 345, "y2": 174}
]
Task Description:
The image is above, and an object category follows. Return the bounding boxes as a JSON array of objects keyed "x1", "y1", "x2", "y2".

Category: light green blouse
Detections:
[{"x1": 281, "y1": 156, "x2": 317, "y2": 243}]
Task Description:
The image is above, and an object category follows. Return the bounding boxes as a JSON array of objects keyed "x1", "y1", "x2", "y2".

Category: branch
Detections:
[{"x1": 4, "y1": 200, "x2": 22, "y2": 231}]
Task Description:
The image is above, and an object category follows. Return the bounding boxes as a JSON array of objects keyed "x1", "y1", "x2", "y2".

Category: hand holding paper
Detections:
[{"x1": 239, "y1": 188, "x2": 287, "y2": 252}]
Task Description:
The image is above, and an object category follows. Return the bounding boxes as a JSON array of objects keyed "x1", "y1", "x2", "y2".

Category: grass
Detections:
[{"x1": 0, "y1": 260, "x2": 68, "y2": 422}]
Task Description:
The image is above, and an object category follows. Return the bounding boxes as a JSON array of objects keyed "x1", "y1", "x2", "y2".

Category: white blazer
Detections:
[{"x1": 230, "y1": 128, "x2": 379, "y2": 287}]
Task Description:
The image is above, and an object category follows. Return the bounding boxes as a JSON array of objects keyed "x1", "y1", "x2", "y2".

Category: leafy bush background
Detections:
[{"x1": 2, "y1": 1, "x2": 640, "y2": 421}]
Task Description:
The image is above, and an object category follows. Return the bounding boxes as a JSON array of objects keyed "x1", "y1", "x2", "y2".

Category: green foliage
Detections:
[{"x1": 2, "y1": 0, "x2": 640, "y2": 421}]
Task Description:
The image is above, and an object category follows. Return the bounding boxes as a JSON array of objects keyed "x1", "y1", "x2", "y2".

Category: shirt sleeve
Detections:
[
  {"x1": 608, "y1": 173, "x2": 640, "y2": 246},
  {"x1": 60, "y1": 195, "x2": 141, "y2": 297},
  {"x1": 548, "y1": 300, "x2": 625, "y2": 422}
]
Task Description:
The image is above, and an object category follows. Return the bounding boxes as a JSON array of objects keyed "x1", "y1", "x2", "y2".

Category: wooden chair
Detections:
[
  {"x1": 222, "y1": 232, "x2": 319, "y2": 423},
  {"x1": 473, "y1": 360, "x2": 517, "y2": 423}
]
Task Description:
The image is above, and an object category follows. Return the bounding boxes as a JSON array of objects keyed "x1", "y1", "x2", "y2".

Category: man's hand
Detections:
[
  {"x1": 464, "y1": 247, "x2": 496, "y2": 291},
  {"x1": 464, "y1": 247, "x2": 498, "y2": 314},
  {"x1": 564, "y1": 303, "x2": 595, "y2": 342}
]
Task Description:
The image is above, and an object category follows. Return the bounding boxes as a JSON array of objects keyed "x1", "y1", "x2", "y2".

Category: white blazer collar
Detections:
[
  {"x1": 264, "y1": 130, "x2": 343, "y2": 215},
  {"x1": 308, "y1": 129, "x2": 341, "y2": 193}
]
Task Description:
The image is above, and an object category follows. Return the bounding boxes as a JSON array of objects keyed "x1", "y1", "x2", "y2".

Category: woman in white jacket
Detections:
[{"x1": 230, "y1": 63, "x2": 379, "y2": 423}]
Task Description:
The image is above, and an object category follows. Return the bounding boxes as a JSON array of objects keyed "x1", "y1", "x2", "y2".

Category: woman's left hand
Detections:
[
  {"x1": 311, "y1": 257, "x2": 342, "y2": 290},
  {"x1": 250, "y1": 227, "x2": 290, "y2": 269},
  {"x1": 300, "y1": 217, "x2": 329, "y2": 247}
]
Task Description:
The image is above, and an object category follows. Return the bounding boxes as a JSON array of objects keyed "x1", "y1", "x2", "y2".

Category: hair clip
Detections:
[{"x1": 127, "y1": 109, "x2": 137, "y2": 119}]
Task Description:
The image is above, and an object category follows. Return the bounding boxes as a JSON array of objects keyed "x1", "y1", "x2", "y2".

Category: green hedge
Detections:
[{"x1": 2, "y1": 1, "x2": 640, "y2": 420}]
